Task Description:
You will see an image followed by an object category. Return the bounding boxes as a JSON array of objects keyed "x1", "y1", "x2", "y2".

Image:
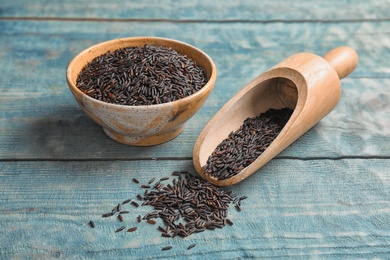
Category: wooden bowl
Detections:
[{"x1": 66, "y1": 37, "x2": 217, "y2": 146}]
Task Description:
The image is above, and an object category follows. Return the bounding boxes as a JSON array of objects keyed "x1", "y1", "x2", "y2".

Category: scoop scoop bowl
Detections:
[{"x1": 193, "y1": 46, "x2": 358, "y2": 186}]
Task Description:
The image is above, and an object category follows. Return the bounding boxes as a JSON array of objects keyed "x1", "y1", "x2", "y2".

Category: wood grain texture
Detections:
[
  {"x1": 1, "y1": 21, "x2": 389, "y2": 159},
  {"x1": 1, "y1": 0, "x2": 389, "y2": 258},
  {"x1": 0, "y1": 0, "x2": 389, "y2": 21},
  {"x1": 194, "y1": 47, "x2": 359, "y2": 186},
  {"x1": 0, "y1": 159, "x2": 389, "y2": 258}
]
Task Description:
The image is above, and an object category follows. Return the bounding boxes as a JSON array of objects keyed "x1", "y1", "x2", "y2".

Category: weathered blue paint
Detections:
[{"x1": 0, "y1": 1, "x2": 389, "y2": 258}]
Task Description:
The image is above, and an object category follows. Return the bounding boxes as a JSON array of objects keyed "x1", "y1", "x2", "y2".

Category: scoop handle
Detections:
[{"x1": 323, "y1": 46, "x2": 358, "y2": 79}]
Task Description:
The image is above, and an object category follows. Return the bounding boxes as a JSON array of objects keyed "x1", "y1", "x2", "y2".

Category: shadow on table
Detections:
[{"x1": 9, "y1": 106, "x2": 192, "y2": 160}]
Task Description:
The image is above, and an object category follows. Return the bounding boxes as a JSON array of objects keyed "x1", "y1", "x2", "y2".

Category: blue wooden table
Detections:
[{"x1": 1, "y1": 1, "x2": 389, "y2": 258}]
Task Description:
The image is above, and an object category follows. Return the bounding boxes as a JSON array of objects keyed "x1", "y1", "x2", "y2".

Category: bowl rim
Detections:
[{"x1": 66, "y1": 36, "x2": 217, "y2": 109}]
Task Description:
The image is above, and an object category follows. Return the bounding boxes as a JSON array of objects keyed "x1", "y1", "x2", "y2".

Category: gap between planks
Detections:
[
  {"x1": 0, "y1": 156, "x2": 389, "y2": 162},
  {"x1": 1, "y1": 16, "x2": 390, "y2": 23}
]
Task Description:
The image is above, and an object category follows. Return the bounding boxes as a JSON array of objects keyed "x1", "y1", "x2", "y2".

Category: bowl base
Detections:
[{"x1": 102, "y1": 126, "x2": 185, "y2": 146}]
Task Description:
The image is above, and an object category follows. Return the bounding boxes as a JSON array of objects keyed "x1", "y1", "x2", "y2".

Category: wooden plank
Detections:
[
  {"x1": 1, "y1": 0, "x2": 389, "y2": 21},
  {"x1": 0, "y1": 159, "x2": 389, "y2": 258},
  {"x1": 1, "y1": 20, "x2": 389, "y2": 160},
  {"x1": 2, "y1": 1, "x2": 388, "y2": 259}
]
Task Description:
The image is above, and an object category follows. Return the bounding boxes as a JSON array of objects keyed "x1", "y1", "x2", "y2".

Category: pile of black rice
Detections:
[
  {"x1": 89, "y1": 171, "x2": 246, "y2": 251},
  {"x1": 76, "y1": 44, "x2": 207, "y2": 106},
  {"x1": 203, "y1": 108, "x2": 293, "y2": 180}
]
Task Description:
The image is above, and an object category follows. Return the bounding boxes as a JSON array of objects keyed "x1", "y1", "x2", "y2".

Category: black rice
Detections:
[
  {"x1": 127, "y1": 227, "x2": 137, "y2": 232},
  {"x1": 172, "y1": 171, "x2": 188, "y2": 176},
  {"x1": 131, "y1": 201, "x2": 139, "y2": 207},
  {"x1": 76, "y1": 44, "x2": 207, "y2": 106},
  {"x1": 202, "y1": 108, "x2": 293, "y2": 180},
  {"x1": 115, "y1": 226, "x2": 126, "y2": 233},
  {"x1": 122, "y1": 198, "x2": 132, "y2": 205},
  {"x1": 148, "y1": 177, "x2": 156, "y2": 184},
  {"x1": 147, "y1": 219, "x2": 157, "y2": 225},
  {"x1": 140, "y1": 172, "x2": 243, "y2": 238},
  {"x1": 102, "y1": 212, "x2": 114, "y2": 218},
  {"x1": 187, "y1": 243, "x2": 196, "y2": 250},
  {"x1": 162, "y1": 232, "x2": 172, "y2": 238},
  {"x1": 97, "y1": 171, "x2": 246, "y2": 247}
]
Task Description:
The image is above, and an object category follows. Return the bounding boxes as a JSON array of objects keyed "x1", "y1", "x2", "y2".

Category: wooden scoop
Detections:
[{"x1": 193, "y1": 46, "x2": 358, "y2": 186}]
